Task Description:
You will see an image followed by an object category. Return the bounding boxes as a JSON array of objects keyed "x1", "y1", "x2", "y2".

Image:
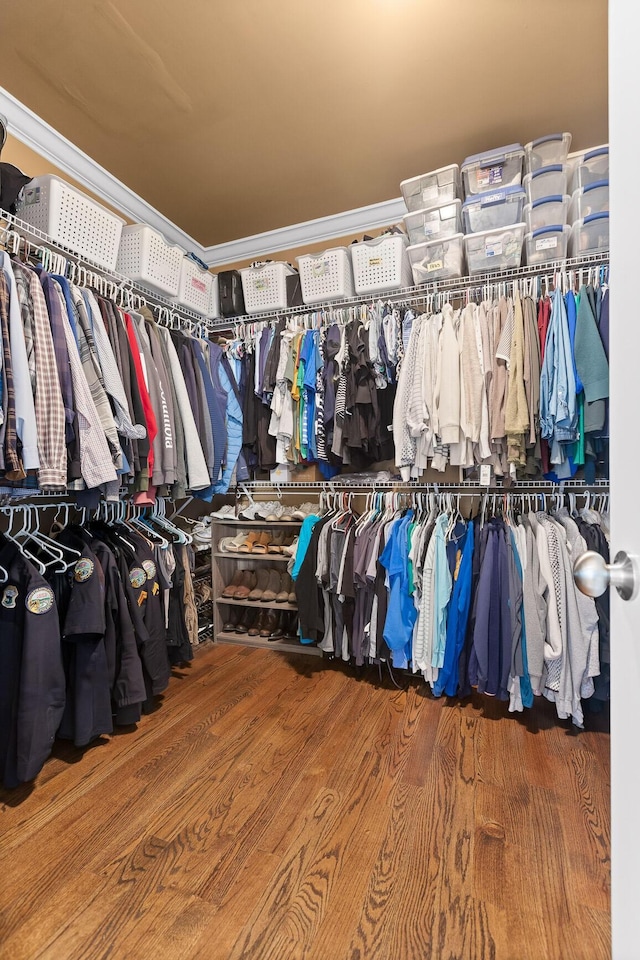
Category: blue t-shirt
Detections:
[{"x1": 380, "y1": 512, "x2": 417, "y2": 669}]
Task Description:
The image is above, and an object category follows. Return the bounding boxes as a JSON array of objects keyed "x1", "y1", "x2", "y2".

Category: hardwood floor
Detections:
[{"x1": 0, "y1": 644, "x2": 611, "y2": 960}]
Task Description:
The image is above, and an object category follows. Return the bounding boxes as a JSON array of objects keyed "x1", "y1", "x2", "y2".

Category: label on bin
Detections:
[
  {"x1": 254, "y1": 276, "x2": 271, "y2": 291},
  {"x1": 311, "y1": 260, "x2": 328, "y2": 277},
  {"x1": 485, "y1": 239, "x2": 503, "y2": 258},
  {"x1": 368, "y1": 257, "x2": 382, "y2": 267},
  {"x1": 536, "y1": 236, "x2": 558, "y2": 251},
  {"x1": 423, "y1": 223, "x2": 438, "y2": 237},
  {"x1": 427, "y1": 260, "x2": 443, "y2": 272},
  {"x1": 478, "y1": 165, "x2": 504, "y2": 187},
  {"x1": 504, "y1": 237, "x2": 520, "y2": 259},
  {"x1": 24, "y1": 186, "x2": 41, "y2": 206},
  {"x1": 422, "y1": 183, "x2": 438, "y2": 202},
  {"x1": 191, "y1": 277, "x2": 207, "y2": 293}
]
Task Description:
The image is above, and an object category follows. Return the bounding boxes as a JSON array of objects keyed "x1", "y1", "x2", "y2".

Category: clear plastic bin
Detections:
[
  {"x1": 523, "y1": 165, "x2": 570, "y2": 204},
  {"x1": 407, "y1": 234, "x2": 465, "y2": 284},
  {"x1": 569, "y1": 180, "x2": 609, "y2": 222},
  {"x1": 240, "y1": 262, "x2": 297, "y2": 314},
  {"x1": 297, "y1": 246, "x2": 355, "y2": 304},
  {"x1": 462, "y1": 186, "x2": 525, "y2": 234},
  {"x1": 461, "y1": 144, "x2": 525, "y2": 197},
  {"x1": 525, "y1": 225, "x2": 571, "y2": 266},
  {"x1": 572, "y1": 147, "x2": 609, "y2": 191},
  {"x1": 403, "y1": 200, "x2": 461, "y2": 245},
  {"x1": 464, "y1": 224, "x2": 525, "y2": 275},
  {"x1": 350, "y1": 234, "x2": 413, "y2": 295},
  {"x1": 524, "y1": 195, "x2": 571, "y2": 233},
  {"x1": 524, "y1": 133, "x2": 572, "y2": 174},
  {"x1": 400, "y1": 164, "x2": 461, "y2": 213},
  {"x1": 569, "y1": 213, "x2": 610, "y2": 257},
  {"x1": 116, "y1": 224, "x2": 184, "y2": 297}
]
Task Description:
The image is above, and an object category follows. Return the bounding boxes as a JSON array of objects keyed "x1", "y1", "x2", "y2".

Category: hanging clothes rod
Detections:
[
  {"x1": 209, "y1": 251, "x2": 610, "y2": 330},
  {"x1": 0, "y1": 207, "x2": 210, "y2": 332},
  {"x1": 234, "y1": 479, "x2": 609, "y2": 493}
]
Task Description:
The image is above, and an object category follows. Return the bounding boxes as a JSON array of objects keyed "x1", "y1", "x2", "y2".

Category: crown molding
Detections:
[
  {"x1": 0, "y1": 87, "x2": 207, "y2": 257},
  {"x1": 1, "y1": 87, "x2": 406, "y2": 268},
  {"x1": 200, "y1": 196, "x2": 407, "y2": 267}
]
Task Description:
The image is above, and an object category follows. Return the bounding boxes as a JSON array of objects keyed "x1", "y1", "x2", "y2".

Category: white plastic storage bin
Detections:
[
  {"x1": 350, "y1": 235, "x2": 413, "y2": 295},
  {"x1": 240, "y1": 261, "x2": 297, "y2": 314},
  {"x1": 524, "y1": 195, "x2": 571, "y2": 233},
  {"x1": 524, "y1": 133, "x2": 572, "y2": 174},
  {"x1": 18, "y1": 175, "x2": 124, "y2": 271},
  {"x1": 209, "y1": 274, "x2": 220, "y2": 319},
  {"x1": 569, "y1": 213, "x2": 610, "y2": 257},
  {"x1": 403, "y1": 200, "x2": 461, "y2": 245},
  {"x1": 569, "y1": 180, "x2": 609, "y2": 223},
  {"x1": 464, "y1": 224, "x2": 525, "y2": 275},
  {"x1": 296, "y1": 247, "x2": 354, "y2": 304},
  {"x1": 461, "y1": 144, "x2": 525, "y2": 197},
  {"x1": 116, "y1": 225, "x2": 184, "y2": 296},
  {"x1": 176, "y1": 258, "x2": 214, "y2": 316},
  {"x1": 523, "y1": 164, "x2": 570, "y2": 205},
  {"x1": 462, "y1": 186, "x2": 525, "y2": 235},
  {"x1": 525, "y1": 225, "x2": 571, "y2": 266},
  {"x1": 573, "y1": 147, "x2": 609, "y2": 191},
  {"x1": 400, "y1": 164, "x2": 461, "y2": 213},
  {"x1": 407, "y1": 234, "x2": 465, "y2": 284}
]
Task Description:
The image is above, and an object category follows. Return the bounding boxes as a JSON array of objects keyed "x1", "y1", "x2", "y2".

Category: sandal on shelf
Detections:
[
  {"x1": 250, "y1": 531, "x2": 271, "y2": 554},
  {"x1": 219, "y1": 533, "x2": 249, "y2": 553},
  {"x1": 237, "y1": 532, "x2": 261, "y2": 553},
  {"x1": 267, "y1": 531, "x2": 285, "y2": 554}
]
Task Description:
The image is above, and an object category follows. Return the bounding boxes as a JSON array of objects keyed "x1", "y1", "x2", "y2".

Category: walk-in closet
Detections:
[{"x1": 1, "y1": 1, "x2": 636, "y2": 958}]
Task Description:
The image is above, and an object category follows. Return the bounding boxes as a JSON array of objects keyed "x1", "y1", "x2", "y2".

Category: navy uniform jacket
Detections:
[{"x1": 0, "y1": 539, "x2": 65, "y2": 789}]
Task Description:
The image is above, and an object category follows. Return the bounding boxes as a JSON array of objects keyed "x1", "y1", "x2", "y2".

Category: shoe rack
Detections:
[{"x1": 211, "y1": 518, "x2": 322, "y2": 657}]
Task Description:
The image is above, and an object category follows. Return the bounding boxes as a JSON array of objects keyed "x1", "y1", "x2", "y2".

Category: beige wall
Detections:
[{"x1": 2, "y1": 134, "x2": 133, "y2": 223}]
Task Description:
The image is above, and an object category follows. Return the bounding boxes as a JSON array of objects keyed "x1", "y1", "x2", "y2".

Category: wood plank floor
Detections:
[{"x1": 0, "y1": 644, "x2": 611, "y2": 960}]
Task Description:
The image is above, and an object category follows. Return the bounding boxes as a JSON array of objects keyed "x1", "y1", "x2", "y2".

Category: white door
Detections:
[{"x1": 608, "y1": 3, "x2": 640, "y2": 956}]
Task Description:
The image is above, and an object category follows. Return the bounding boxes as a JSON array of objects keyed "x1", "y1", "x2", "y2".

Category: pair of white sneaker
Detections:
[
  {"x1": 238, "y1": 500, "x2": 290, "y2": 521},
  {"x1": 210, "y1": 504, "x2": 236, "y2": 520},
  {"x1": 291, "y1": 502, "x2": 320, "y2": 520}
]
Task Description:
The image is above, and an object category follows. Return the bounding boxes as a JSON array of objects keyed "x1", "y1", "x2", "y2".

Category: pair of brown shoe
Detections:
[
  {"x1": 223, "y1": 606, "x2": 299, "y2": 640},
  {"x1": 222, "y1": 569, "x2": 295, "y2": 604}
]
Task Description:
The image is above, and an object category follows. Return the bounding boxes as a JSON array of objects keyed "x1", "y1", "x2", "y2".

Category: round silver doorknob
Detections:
[{"x1": 573, "y1": 550, "x2": 639, "y2": 601}]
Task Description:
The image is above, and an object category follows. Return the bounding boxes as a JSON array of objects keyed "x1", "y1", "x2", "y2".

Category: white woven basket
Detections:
[
  {"x1": 116, "y1": 225, "x2": 184, "y2": 296},
  {"x1": 176, "y1": 258, "x2": 213, "y2": 315},
  {"x1": 350, "y1": 235, "x2": 413, "y2": 295},
  {"x1": 297, "y1": 247, "x2": 355, "y2": 304},
  {"x1": 240, "y1": 262, "x2": 296, "y2": 314},
  {"x1": 18, "y1": 175, "x2": 124, "y2": 271}
]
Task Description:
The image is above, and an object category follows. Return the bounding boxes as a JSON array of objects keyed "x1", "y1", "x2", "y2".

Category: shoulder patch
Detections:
[
  {"x1": 142, "y1": 559, "x2": 157, "y2": 580},
  {"x1": 129, "y1": 566, "x2": 147, "y2": 589},
  {"x1": 2, "y1": 585, "x2": 18, "y2": 609},
  {"x1": 26, "y1": 586, "x2": 55, "y2": 615},
  {"x1": 74, "y1": 557, "x2": 95, "y2": 583}
]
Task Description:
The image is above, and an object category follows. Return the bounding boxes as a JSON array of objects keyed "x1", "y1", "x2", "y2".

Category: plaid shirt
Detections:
[
  {"x1": 14, "y1": 262, "x2": 67, "y2": 490},
  {"x1": 0, "y1": 271, "x2": 22, "y2": 478}
]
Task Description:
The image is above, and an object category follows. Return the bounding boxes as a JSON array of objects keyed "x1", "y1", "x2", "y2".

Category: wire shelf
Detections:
[
  {"x1": 208, "y1": 251, "x2": 610, "y2": 330},
  {"x1": 234, "y1": 478, "x2": 609, "y2": 493},
  {"x1": 0, "y1": 207, "x2": 211, "y2": 331}
]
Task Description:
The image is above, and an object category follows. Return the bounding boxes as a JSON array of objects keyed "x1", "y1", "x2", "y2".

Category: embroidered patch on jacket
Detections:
[
  {"x1": 142, "y1": 559, "x2": 157, "y2": 580},
  {"x1": 74, "y1": 558, "x2": 95, "y2": 583},
  {"x1": 129, "y1": 567, "x2": 147, "y2": 589},
  {"x1": 26, "y1": 586, "x2": 55, "y2": 615},
  {"x1": 2, "y1": 585, "x2": 18, "y2": 609}
]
